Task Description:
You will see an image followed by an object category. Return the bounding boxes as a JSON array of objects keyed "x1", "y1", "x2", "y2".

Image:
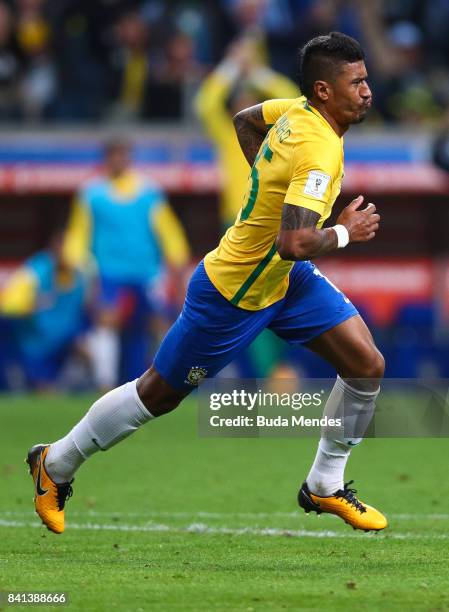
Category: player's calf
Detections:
[{"x1": 137, "y1": 366, "x2": 189, "y2": 416}]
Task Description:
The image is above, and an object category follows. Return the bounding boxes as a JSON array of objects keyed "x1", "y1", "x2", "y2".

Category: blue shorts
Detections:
[
  {"x1": 154, "y1": 260, "x2": 358, "y2": 391},
  {"x1": 97, "y1": 276, "x2": 169, "y2": 322}
]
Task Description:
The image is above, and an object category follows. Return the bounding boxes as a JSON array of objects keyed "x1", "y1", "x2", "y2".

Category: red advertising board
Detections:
[{"x1": 0, "y1": 163, "x2": 446, "y2": 195}]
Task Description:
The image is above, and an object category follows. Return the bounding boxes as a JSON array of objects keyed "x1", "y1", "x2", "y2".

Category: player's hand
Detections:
[
  {"x1": 336, "y1": 195, "x2": 380, "y2": 242},
  {"x1": 227, "y1": 36, "x2": 261, "y2": 75}
]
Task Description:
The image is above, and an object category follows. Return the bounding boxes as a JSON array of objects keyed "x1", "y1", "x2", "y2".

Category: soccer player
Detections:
[
  {"x1": 27, "y1": 32, "x2": 387, "y2": 534},
  {"x1": 0, "y1": 234, "x2": 87, "y2": 390},
  {"x1": 63, "y1": 139, "x2": 190, "y2": 389}
]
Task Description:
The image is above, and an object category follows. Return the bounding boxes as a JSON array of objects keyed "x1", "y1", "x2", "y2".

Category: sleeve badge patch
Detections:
[{"x1": 303, "y1": 170, "x2": 331, "y2": 199}]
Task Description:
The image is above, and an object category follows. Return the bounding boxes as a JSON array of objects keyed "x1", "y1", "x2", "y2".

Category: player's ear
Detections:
[{"x1": 314, "y1": 80, "x2": 330, "y2": 102}]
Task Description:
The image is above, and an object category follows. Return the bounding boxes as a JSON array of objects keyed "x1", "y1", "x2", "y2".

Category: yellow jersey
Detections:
[{"x1": 204, "y1": 96, "x2": 345, "y2": 311}]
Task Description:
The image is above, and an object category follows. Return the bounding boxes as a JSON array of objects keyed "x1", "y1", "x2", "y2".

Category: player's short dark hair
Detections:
[{"x1": 299, "y1": 32, "x2": 365, "y2": 99}]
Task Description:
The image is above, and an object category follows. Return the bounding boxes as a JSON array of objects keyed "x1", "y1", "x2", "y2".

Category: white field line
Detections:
[
  {"x1": 0, "y1": 518, "x2": 448, "y2": 540},
  {"x1": 0, "y1": 510, "x2": 448, "y2": 521}
]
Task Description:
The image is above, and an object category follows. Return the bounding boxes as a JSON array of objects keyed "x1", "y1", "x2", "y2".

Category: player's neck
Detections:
[
  {"x1": 108, "y1": 168, "x2": 131, "y2": 180},
  {"x1": 308, "y1": 100, "x2": 348, "y2": 138}
]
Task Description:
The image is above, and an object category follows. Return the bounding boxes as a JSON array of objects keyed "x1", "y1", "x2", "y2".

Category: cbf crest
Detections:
[{"x1": 186, "y1": 366, "x2": 208, "y2": 386}]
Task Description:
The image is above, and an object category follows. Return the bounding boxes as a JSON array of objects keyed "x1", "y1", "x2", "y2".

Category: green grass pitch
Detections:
[{"x1": 1, "y1": 394, "x2": 448, "y2": 611}]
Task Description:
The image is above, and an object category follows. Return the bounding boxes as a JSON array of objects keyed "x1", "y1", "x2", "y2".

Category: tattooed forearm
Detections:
[
  {"x1": 277, "y1": 204, "x2": 338, "y2": 260},
  {"x1": 233, "y1": 104, "x2": 268, "y2": 166},
  {"x1": 309, "y1": 227, "x2": 339, "y2": 258}
]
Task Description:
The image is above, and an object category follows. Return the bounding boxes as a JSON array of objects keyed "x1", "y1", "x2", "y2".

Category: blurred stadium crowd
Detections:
[{"x1": 1, "y1": 0, "x2": 449, "y2": 125}]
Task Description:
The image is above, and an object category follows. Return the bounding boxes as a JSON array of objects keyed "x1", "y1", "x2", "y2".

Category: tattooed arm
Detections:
[
  {"x1": 233, "y1": 103, "x2": 268, "y2": 166},
  {"x1": 277, "y1": 196, "x2": 380, "y2": 261},
  {"x1": 233, "y1": 99, "x2": 298, "y2": 165},
  {"x1": 276, "y1": 206, "x2": 337, "y2": 260}
]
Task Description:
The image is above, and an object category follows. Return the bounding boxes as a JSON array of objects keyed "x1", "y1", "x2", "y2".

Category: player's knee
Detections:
[
  {"x1": 355, "y1": 344, "x2": 385, "y2": 380},
  {"x1": 370, "y1": 347, "x2": 385, "y2": 379},
  {"x1": 136, "y1": 366, "x2": 187, "y2": 417}
]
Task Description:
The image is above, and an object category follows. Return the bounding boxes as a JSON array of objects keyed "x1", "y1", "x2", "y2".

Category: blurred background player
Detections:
[
  {"x1": 0, "y1": 233, "x2": 87, "y2": 391},
  {"x1": 195, "y1": 34, "x2": 300, "y2": 380},
  {"x1": 63, "y1": 139, "x2": 190, "y2": 391}
]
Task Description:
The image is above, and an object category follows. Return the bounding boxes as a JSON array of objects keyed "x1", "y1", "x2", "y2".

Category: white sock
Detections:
[
  {"x1": 45, "y1": 380, "x2": 153, "y2": 483},
  {"x1": 87, "y1": 326, "x2": 120, "y2": 389},
  {"x1": 306, "y1": 438, "x2": 351, "y2": 497},
  {"x1": 306, "y1": 376, "x2": 380, "y2": 496}
]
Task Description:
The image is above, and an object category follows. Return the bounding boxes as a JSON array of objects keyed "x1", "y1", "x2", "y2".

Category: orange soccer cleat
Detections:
[
  {"x1": 26, "y1": 444, "x2": 73, "y2": 534},
  {"x1": 298, "y1": 480, "x2": 388, "y2": 532}
]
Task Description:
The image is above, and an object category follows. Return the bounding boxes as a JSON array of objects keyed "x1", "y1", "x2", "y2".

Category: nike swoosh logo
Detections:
[{"x1": 36, "y1": 458, "x2": 48, "y2": 496}]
